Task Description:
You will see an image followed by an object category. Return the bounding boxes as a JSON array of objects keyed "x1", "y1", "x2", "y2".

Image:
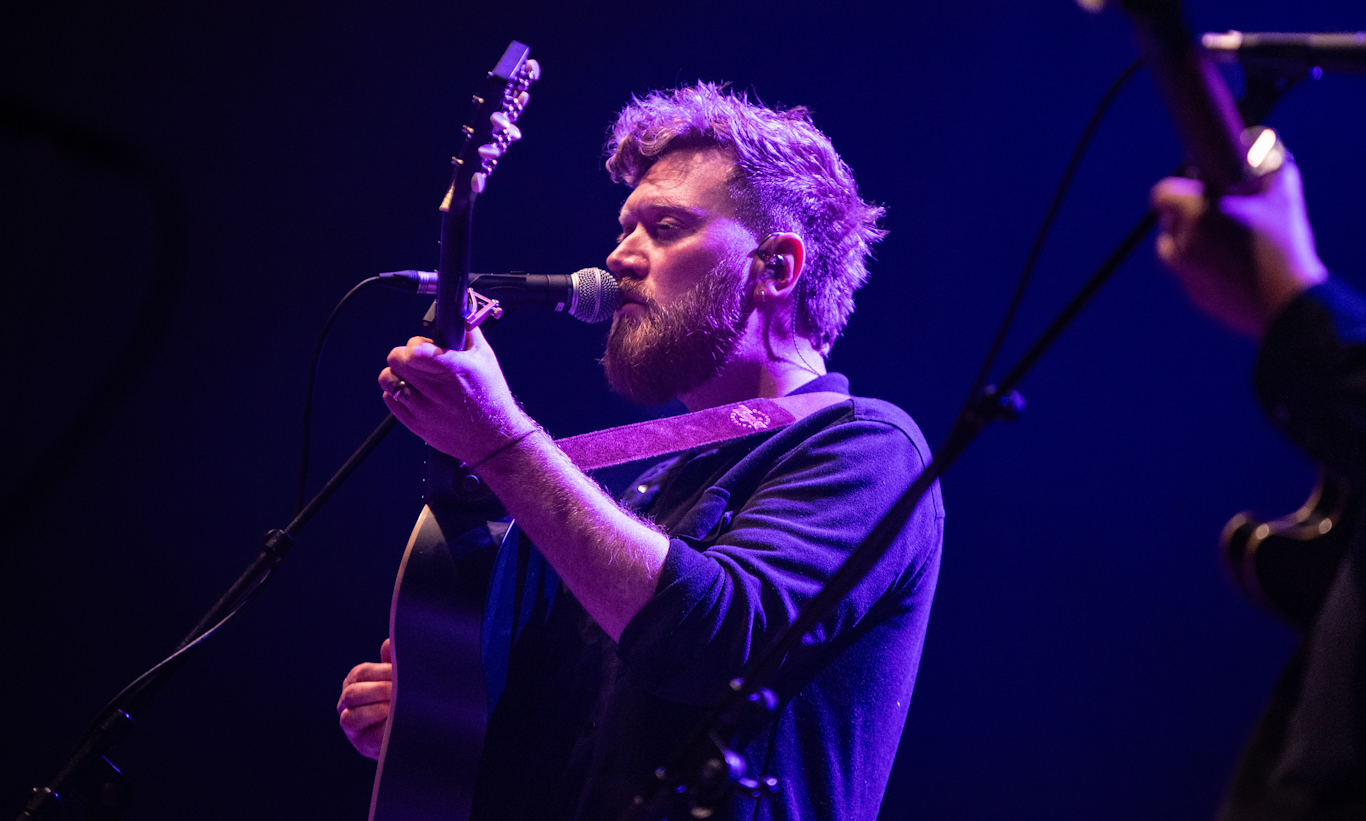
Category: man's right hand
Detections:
[{"x1": 337, "y1": 638, "x2": 392, "y2": 760}]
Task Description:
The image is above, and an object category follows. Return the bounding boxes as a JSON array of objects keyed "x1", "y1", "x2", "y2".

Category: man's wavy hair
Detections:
[{"x1": 606, "y1": 82, "x2": 886, "y2": 354}]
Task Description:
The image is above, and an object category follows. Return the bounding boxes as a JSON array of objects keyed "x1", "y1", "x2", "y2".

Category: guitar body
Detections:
[
  {"x1": 368, "y1": 42, "x2": 538, "y2": 821},
  {"x1": 1220, "y1": 471, "x2": 1354, "y2": 630},
  {"x1": 369, "y1": 505, "x2": 500, "y2": 821}
]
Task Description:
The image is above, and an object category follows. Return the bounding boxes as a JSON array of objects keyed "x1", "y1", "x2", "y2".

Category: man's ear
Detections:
[{"x1": 752, "y1": 232, "x2": 805, "y2": 300}]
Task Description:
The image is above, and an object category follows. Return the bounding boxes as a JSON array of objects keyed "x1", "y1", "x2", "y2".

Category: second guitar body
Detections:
[{"x1": 1221, "y1": 469, "x2": 1355, "y2": 630}]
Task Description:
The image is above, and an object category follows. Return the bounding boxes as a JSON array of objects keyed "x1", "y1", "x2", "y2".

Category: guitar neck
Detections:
[
  {"x1": 426, "y1": 41, "x2": 533, "y2": 501},
  {"x1": 370, "y1": 41, "x2": 536, "y2": 821}
]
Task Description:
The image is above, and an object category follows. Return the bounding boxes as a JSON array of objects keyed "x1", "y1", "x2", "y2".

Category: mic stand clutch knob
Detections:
[{"x1": 974, "y1": 384, "x2": 1026, "y2": 425}]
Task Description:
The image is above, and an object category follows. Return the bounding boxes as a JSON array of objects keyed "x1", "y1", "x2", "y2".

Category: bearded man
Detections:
[{"x1": 338, "y1": 83, "x2": 944, "y2": 821}]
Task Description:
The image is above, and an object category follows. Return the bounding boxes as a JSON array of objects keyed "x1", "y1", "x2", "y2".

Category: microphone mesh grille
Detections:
[{"x1": 571, "y1": 267, "x2": 619, "y2": 323}]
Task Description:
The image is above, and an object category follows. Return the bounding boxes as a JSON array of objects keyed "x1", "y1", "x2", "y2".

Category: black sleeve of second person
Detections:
[{"x1": 1255, "y1": 277, "x2": 1366, "y2": 481}]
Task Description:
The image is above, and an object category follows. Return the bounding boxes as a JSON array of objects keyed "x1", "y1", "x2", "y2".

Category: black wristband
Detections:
[{"x1": 469, "y1": 428, "x2": 539, "y2": 471}]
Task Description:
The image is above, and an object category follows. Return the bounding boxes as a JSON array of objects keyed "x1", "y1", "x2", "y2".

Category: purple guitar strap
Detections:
[
  {"x1": 481, "y1": 390, "x2": 849, "y2": 711},
  {"x1": 555, "y1": 390, "x2": 850, "y2": 470}
]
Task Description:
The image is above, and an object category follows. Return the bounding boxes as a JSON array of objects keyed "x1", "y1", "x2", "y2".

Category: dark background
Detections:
[{"x1": 2, "y1": 1, "x2": 1362, "y2": 818}]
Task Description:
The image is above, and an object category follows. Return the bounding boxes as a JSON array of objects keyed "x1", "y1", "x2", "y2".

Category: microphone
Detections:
[
  {"x1": 379, "y1": 267, "x2": 620, "y2": 324},
  {"x1": 1203, "y1": 31, "x2": 1366, "y2": 78}
]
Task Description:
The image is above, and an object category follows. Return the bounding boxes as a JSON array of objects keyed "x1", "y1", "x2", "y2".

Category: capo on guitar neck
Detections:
[
  {"x1": 465, "y1": 287, "x2": 502, "y2": 328},
  {"x1": 419, "y1": 287, "x2": 503, "y2": 331}
]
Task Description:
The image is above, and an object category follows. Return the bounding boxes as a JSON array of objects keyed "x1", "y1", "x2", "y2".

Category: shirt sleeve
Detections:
[
  {"x1": 614, "y1": 412, "x2": 944, "y2": 704},
  {"x1": 1255, "y1": 276, "x2": 1366, "y2": 481}
]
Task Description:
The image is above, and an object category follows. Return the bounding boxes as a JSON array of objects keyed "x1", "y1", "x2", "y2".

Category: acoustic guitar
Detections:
[{"x1": 367, "y1": 41, "x2": 538, "y2": 821}]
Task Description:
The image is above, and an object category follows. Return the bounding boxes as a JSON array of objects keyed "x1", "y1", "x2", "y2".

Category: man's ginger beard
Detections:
[{"x1": 602, "y1": 253, "x2": 751, "y2": 407}]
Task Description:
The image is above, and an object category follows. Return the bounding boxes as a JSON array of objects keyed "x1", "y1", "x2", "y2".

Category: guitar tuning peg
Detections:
[
  {"x1": 516, "y1": 91, "x2": 530, "y2": 109},
  {"x1": 490, "y1": 111, "x2": 522, "y2": 142},
  {"x1": 470, "y1": 172, "x2": 487, "y2": 194},
  {"x1": 478, "y1": 143, "x2": 502, "y2": 161},
  {"x1": 525, "y1": 59, "x2": 541, "y2": 81}
]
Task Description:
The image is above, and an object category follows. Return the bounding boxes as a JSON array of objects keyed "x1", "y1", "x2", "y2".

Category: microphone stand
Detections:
[{"x1": 18, "y1": 414, "x2": 400, "y2": 821}]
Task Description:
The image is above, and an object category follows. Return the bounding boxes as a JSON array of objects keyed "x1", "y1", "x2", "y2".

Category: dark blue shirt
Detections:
[{"x1": 473, "y1": 374, "x2": 944, "y2": 821}]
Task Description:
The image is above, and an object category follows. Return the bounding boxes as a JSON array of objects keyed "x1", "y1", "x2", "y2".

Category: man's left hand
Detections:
[
  {"x1": 379, "y1": 327, "x2": 534, "y2": 463},
  {"x1": 1151, "y1": 161, "x2": 1328, "y2": 338}
]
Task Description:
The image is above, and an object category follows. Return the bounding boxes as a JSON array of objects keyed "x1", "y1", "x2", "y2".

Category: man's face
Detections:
[{"x1": 602, "y1": 146, "x2": 757, "y2": 406}]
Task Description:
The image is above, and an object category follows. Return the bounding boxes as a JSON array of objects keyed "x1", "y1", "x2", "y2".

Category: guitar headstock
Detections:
[
  {"x1": 441, "y1": 42, "x2": 540, "y2": 213},
  {"x1": 432, "y1": 41, "x2": 539, "y2": 348}
]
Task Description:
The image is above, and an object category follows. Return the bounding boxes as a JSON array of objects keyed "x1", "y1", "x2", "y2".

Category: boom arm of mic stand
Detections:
[{"x1": 17, "y1": 414, "x2": 400, "y2": 821}]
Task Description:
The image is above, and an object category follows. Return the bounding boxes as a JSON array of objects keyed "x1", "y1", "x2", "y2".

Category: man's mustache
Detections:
[{"x1": 615, "y1": 280, "x2": 658, "y2": 312}]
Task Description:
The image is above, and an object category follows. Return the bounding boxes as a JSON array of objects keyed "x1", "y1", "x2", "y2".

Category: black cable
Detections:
[
  {"x1": 295, "y1": 276, "x2": 385, "y2": 513},
  {"x1": 955, "y1": 57, "x2": 1144, "y2": 422},
  {"x1": 35, "y1": 271, "x2": 404, "y2": 816},
  {"x1": 83, "y1": 565, "x2": 272, "y2": 738}
]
